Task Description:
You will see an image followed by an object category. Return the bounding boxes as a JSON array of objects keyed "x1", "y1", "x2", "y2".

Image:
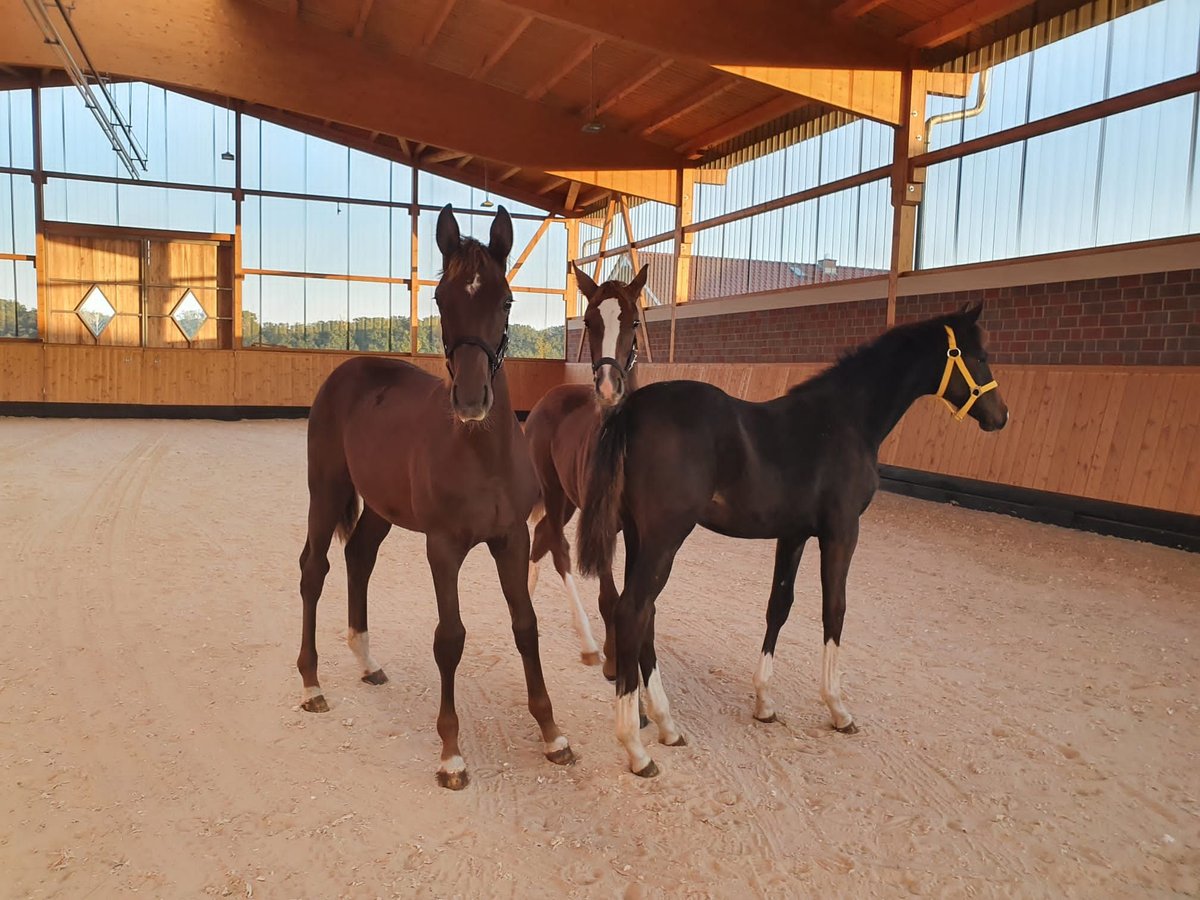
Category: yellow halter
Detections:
[{"x1": 936, "y1": 325, "x2": 998, "y2": 421}]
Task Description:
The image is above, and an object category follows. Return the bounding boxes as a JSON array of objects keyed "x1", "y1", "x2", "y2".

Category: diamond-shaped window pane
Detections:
[
  {"x1": 76, "y1": 285, "x2": 116, "y2": 338},
  {"x1": 171, "y1": 291, "x2": 208, "y2": 341}
]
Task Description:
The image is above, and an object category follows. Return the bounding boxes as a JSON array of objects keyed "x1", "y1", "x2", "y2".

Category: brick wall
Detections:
[{"x1": 568, "y1": 267, "x2": 1200, "y2": 366}]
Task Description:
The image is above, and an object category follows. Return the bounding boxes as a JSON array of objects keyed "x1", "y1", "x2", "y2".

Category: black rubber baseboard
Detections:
[
  {"x1": 0, "y1": 402, "x2": 310, "y2": 421},
  {"x1": 879, "y1": 465, "x2": 1199, "y2": 553},
  {"x1": 0, "y1": 401, "x2": 536, "y2": 422}
]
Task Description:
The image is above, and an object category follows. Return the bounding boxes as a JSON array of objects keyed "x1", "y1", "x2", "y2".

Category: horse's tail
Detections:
[
  {"x1": 577, "y1": 406, "x2": 631, "y2": 577},
  {"x1": 334, "y1": 490, "x2": 361, "y2": 544}
]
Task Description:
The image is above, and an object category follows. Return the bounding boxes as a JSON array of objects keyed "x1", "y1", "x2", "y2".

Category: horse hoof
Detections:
[
  {"x1": 603, "y1": 664, "x2": 617, "y2": 682},
  {"x1": 301, "y1": 694, "x2": 329, "y2": 713},
  {"x1": 545, "y1": 745, "x2": 576, "y2": 766},
  {"x1": 437, "y1": 769, "x2": 470, "y2": 790},
  {"x1": 633, "y1": 760, "x2": 660, "y2": 779},
  {"x1": 665, "y1": 734, "x2": 687, "y2": 747},
  {"x1": 834, "y1": 721, "x2": 859, "y2": 734},
  {"x1": 361, "y1": 669, "x2": 388, "y2": 685},
  {"x1": 581, "y1": 651, "x2": 602, "y2": 667},
  {"x1": 754, "y1": 713, "x2": 778, "y2": 724},
  {"x1": 640, "y1": 714, "x2": 650, "y2": 729}
]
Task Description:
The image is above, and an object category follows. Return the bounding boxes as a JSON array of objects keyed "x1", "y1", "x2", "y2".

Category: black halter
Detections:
[
  {"x1": 591, "y1": 332, "x2": 639, "y2": 374},
  {"x1": 444, "y1": 323, "x2": 509, "y2": 378}
]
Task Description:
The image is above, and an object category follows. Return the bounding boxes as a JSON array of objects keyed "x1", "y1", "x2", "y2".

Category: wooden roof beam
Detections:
[
  {"x1": 425, "y1": 147, "x2": 467, "y2": 163},
  {"x1": 497, "y1": 165, "x2": 523, "y2": 182},
  {"x1": 676, "y1": 94, "x2": 806, "y2": 156},
  {"x1": 0, "y1": 0, "x2": 686, "y2": 171},
  {"x1": 352, "y1": 0, "x2": 376, "y2": 39},
  {"x1": 472, "y1": 14, "x2": 533, "y2": 79},
  {"x1": 902, "y1": 0, "x2": 1033, "y2": 49},
  {"x1": 637, "y1": 76, "x2": 736, "y2": 136},
  {"x1": 564, "y1": 180, "x2": 581, "y2": 211},
  {"x1": 420, "y1": 0, "x2": 458, "y2": 50},
  {"x1": 595, "y1": 57, "x2": 674, "y2": 116},
  {"x1": 832, "y1": 0, "x2": 892, "y2": 19},
  {"x1": 544, "y1": 168, "x2": 677, "y2": 204},
  {"x1": 497, "y1": 0, "x2": 909, "y2": 68},
  {"x1": 526, "y1": 37, "x2": 600, "y2": 101}
]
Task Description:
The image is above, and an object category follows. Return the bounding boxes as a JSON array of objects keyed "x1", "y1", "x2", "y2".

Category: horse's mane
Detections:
[
  {"x1": 443, "y1": 238, "x2": 503, "y2": 283},
  {"x1": 788, "y1": 313, "x2": 959, "y2": 397}
]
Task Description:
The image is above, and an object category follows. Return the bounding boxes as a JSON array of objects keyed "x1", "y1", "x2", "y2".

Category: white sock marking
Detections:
[
  {"x1": 821, "y1": 639, "x2": 853, "y2": 729},
  {"x1": 527, "y1": 559, "x2": 541, "y2": 597},
  {"x1": 438, "y1": 754, "x2": 466, "y2": 775},
  {"x1": 346, "y1": 629, "x2": 381, "y2": 676},
  {"x1": 545, "y1": 734, "x2": 570, "y2": 755},
  {"x1": 561, "y1": 573, "x2": 600, "y2": 658},
  {"x1": 616, "y1": 691, "x2": 652, "y2": 773},
  {"x1": 301, "y1": 684, "x2": 324, "y2": 703},
  {"x1": 643, "y1": 667, "x2": 682, "y2": 745},
  {"x1": 753, "y1": 652, "x2": 775, "y2": 720}
]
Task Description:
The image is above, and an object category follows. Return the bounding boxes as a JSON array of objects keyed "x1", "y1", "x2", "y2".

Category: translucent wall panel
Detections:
[
  {"x1": 0, "y1": 259, "x2": 37, "y2": 338},
  {"x1": 0, "y1": 174, "x2": 35, "y2": 255},
  {"x1": 43, "y1": 178, "x2": 235, "y2": 234},
  {"x1": 0, "y1": 89, "x2": 34, "y2": 169},
  {"x1": 509, "y1": 292, "x2": 566, "y2": 359},
  {"x1": 242, "y1": 274, "x2": 412, "y2": 352}
]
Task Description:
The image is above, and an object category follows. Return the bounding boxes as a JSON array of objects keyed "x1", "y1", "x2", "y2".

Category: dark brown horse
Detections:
[
  {"x1": 524, "y1": 263, "x2": 647, "y2": 671},
  {"x1": 578, "y1": 304, "x2": 1008, "y2": 776},
  {"x1": 297, "y1": 205, "x2": 573, "y2": 789}
]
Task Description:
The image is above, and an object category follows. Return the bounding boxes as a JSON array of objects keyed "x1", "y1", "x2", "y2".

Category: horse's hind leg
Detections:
[
  {"x1": 638, "y1": 604, "x2": 684, "y2": 747},
  {"x1": 753, "y1": 536, "x2": 808, "y2": 723},
  {"x1": 297, "y1": 482, "x2": 352, "y2": 713},
  {"x1": 490, "y1": 525, "x2": 574, "y2": 768},
  {"x1": 818, "y1": 520, "x2": 859, "y2": 734},
  {"x1": 598, "y1": 568, "x2": 619, "y2": 680},
  {"x1": 532, "y1": 488, "x2": 600, "y2": 666},
  {"x1": 345, "y1": 505, "x2": 392, "y2": 685}
]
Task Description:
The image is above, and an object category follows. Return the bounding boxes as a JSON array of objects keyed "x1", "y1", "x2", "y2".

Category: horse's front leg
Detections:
[
  {"x1": 818, "y1": 520, "x2": 859, "y2": 733},
  {"x1": 426, "y1": 532, "x2": 471, "y2": 789},
  {"x1": 489, "y1": 525, "x2": 575, "y2": 766}
]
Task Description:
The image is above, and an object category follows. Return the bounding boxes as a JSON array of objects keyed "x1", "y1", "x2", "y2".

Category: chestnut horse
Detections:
[
  {"x1": 296, "y1": 205, "x2": 573, "y2": 789},
  {"x1": 577, "y1": 304, "x2": 1008, "y2": 776},
  {"x1": 525, "y1": 263, "x2": 647, "y2": 673}
]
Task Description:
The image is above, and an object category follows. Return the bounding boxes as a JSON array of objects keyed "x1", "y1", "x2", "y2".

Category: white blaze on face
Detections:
[
  {"x1": 595, "y1": 296, "x2": 623, "y2": 402},
  {"x1": 643, "y1": 667, "x2": 683, "y2": 745},
  {"x1": 821, "y1": 639, "x2": 853, "y2": 730},
  {"x1": 347, "y1": 629, "x2": 381, "y2": 676},
  {"x1": 753, "y1": 652, "x2": 775, "y2": 720},
  {"x1": 465, "y1": 272, "x2": 481, "y2": 296},
  {"x1": 616, "y1": 691, "x2": 652, "y2": 774}
]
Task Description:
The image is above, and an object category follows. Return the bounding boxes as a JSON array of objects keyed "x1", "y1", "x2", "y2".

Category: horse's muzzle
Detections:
[{"x1": 594, "y1": 364, "x2": 625, "y2": 407}]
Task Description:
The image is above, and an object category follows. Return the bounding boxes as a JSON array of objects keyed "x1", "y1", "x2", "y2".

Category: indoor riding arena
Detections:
[{"x1": 1, "y1": 1, "x2": 1198, "y2": 897}]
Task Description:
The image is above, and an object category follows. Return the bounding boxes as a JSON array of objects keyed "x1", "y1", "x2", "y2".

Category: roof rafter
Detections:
[
  {"x1": 471, "y1": 13, "x2": 533, "y2": 79},
  {"x1": 0, "y1": 0, "x2": 686, "y2": 172},
  {"x1": 595, "y1": 57, "x2": 674, "y2": 116},
  {"x1": 636, "y1": 76, "x2": 736, "y2": 136},
  {"x1": 352, "y1": 0, "x2": 375, "y2": 39},
  {"x1": 524, "y1": 36, "x2": 599, "y2": 101},
  {"x1": 902, "y1": 0, "x2": 1033, "y2": 49},
  {"x1": 496, "y1": 0, "x2": 909, "y2": 68},
  {"x1": 420, "y1": 0, "x2": 458, "y2": 50},
  {"x1": 832, "y1": 0, "x2": 892, "y2": 19}
]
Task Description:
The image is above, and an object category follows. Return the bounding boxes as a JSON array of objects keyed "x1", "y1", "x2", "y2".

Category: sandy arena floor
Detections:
[{"x1": 0, "y1": 417, "x2": 1197, "y2": 899}]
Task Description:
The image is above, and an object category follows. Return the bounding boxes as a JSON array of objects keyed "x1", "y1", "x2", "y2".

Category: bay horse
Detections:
[
  {"x1": 525, "y1": 263, "x2": 648, "y2": 673},
  {"x1": 297, "y1": 205, "x2": 573, "y2": 789},
  {"x1": 577, "y1": 304, "x2": 1008, "y2": 776}
]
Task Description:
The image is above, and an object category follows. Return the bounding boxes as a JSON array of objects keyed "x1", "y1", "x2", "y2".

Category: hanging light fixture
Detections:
[
  {"x1": 581, "y1": 45, "x2": 604, "y2": 134},
  {"x1": 480, "y1": 164, "x2": 495, "y2": 208},
  {"x1": 220, "y1": 97, "x2": 235, "y2": 162}
]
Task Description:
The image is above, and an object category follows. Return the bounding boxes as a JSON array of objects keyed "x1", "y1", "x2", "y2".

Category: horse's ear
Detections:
[
  {"x1": 960, "y1": 301, "x2": 984, "y2": 322},
  {"x1": 629, "y1": 263, "x2": 649, "y2": 296},
  {"x1": 436, "y1": 204, "x2": 461, "y2": 260},
  {"x1": 573, "y1": 263, "x2": 599, "y2": 300},
  {"x1": 488, "y1": 206, "x2": 513, "y2": 266}
]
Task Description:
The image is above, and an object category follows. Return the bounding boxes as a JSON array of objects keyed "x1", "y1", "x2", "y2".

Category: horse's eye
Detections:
[
  {"x1": 632, "y1": 320, "x2": 641, "y2": 328},
  {"x1": 504, "y1": 296, "x2": 514, "y2": 310}
]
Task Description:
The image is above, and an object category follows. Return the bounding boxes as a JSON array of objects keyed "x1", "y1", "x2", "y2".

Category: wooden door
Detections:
[{"x1": 43, "y1": 231, "x2": 143, "y2": 346}]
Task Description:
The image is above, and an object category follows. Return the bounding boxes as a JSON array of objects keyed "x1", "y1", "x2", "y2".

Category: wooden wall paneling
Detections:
[
  {"x1": 44, "y1": 235, "x2": 143, "y2": 346},
  {"x1": 142, "y1": 348, "x2": 237, "y2": 405},
  {"x1": 1103, "y1": 373, "x2": 1158, "y2": 506},
  {"x1": 1068, "y1": 370, "x2": 1120, "y2": 500},
  {"x1": 1121, "y1": 372, "x2": 1177, "y2": 510},
  {"x1": 1008, "y1": 368, "x2": 1053, "y2": 490},
  {"x1": 1147, "y1": 374, "x2": 1195, "y2": 513},
  {"x1": 0, "y1": 342, "x2": 44, "y2": 401},
  {"x1": 146, "y1": 240, "x2": 221, "y2": 349},
  {"x1": 1080, "y1": 370, "x2": 1129, "y2": 502},
  {"x1": 1025, "y1": 369, "x2": 1072, "y2": 493},
  {"x1": 1160, "y1": 376, "x2": 1200, "y2": 513},
  {"x1": 42, "y1": 345, "x2": 143, "y2": 403}
]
